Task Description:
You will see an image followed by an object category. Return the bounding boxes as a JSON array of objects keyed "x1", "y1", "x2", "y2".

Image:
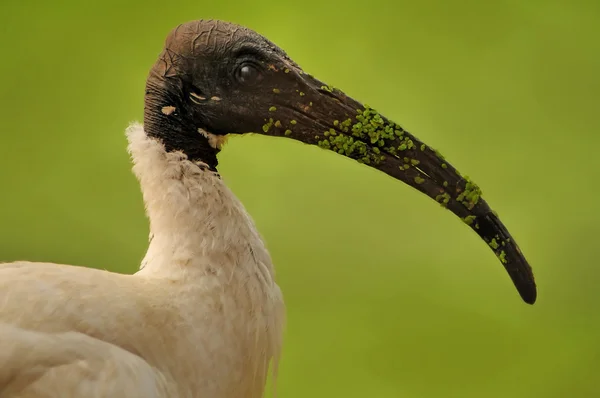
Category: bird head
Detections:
[{"x1": 143, "y1": 19, "x2": 537, "y2": 304}]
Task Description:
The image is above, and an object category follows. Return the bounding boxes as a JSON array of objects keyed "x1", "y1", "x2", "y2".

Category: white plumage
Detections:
[{"x1": 0, "y1": 124, "x2": 285, "y2": 397}]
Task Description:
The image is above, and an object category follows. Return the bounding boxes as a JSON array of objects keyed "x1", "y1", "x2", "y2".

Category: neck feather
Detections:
[
  {"x1": 125, "y1": 123, "x2": 271, "y2": 278},
  {"x1": 126, "y1": 122, "x2": 284, "y2": 397}
]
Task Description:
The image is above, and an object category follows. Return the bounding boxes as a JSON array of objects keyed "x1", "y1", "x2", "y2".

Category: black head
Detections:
[{"x1": 143, "y1": 19, "x2": 537, "y2": 304}]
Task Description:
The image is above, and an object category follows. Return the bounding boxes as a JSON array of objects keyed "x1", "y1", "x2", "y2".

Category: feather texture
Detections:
[{"x1": 0, "y1": 123, "x2": 285, "y2": 397}]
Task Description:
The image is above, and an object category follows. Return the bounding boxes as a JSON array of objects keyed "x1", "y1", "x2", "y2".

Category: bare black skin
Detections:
[{"x1": 143, "y1": 20, "x2": 537, "y2": 304}]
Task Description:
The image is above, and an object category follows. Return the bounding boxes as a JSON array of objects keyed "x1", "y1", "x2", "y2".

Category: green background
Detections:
[{"x1": 1, "y1": 0, "x2": 599, "y2": 396}]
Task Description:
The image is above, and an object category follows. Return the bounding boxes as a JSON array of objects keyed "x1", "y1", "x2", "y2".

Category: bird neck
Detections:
[
  {"x1": 126, "y1": 122, "x2": 284, "y2": 397},
  {"x1": 143, "y1": 78, "x2": 220, "y2": 171},
  {"x1": 125, "y1": 122, "x2": 275, "y2": 279}
]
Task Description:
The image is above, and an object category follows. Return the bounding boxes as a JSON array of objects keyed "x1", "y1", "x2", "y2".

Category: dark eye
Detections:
[{"x1": 236, "y1": 63, "x2": 261, "y2": 84}]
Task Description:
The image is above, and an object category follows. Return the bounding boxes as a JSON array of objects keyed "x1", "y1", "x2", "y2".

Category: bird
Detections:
[{"x1": 0, "y1": 19, "x2": 536, "y2": 398}]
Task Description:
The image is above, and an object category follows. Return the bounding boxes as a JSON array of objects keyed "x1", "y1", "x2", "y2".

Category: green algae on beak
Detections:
[
  {"x1": 325, "y1": 105, "x2": 537, "y2": 304},
  {"x1": 262, "y1": 75, "x2": 537, "y2": 304},
  {"x1": 244, "y1": 63, "x2": 536, "y2": 304},
  {"x1": 336, "y1": 107, "x2": 535, "y2": 304}
]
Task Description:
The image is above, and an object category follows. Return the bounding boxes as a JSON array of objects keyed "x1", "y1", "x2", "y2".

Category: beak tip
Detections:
[
  {"x1": 509, "y1": 261, "x2": 537, "y2": 305},
  {"x1": 521, "y1": 288, "x2": 537, "y2": 305},
  {"x1": 466, "y1": 203, "x2": 537, "y2": 306}
]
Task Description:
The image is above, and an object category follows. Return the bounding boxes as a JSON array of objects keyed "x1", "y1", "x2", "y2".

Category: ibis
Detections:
[{"x1": 0, "y1": 19, "x2": 536, "y2": 397}]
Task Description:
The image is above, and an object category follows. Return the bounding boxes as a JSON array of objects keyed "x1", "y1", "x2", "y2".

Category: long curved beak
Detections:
[{"x1": 266, "y1": 72, "x2": 537, "y2": 304}]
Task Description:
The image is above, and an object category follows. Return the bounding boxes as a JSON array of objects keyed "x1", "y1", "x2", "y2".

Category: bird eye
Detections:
[{"x1": 236, "y1": 63, "x2": 261, "y2": 84}]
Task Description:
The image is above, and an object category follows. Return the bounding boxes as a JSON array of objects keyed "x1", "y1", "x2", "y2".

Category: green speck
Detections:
[
  {"x1": 290, "y1": 120, "x2": 297, "y2": 125},
  {"x1": 274, "y1": 120, "x2": 282, "y2": 128},
  {"x1": 498, "y1": 250, "x2": 507, "y2": 264},
  {"x1": 463, "y1": 215, "x2": 476, "y2": 225},
  {"x1": 269, "y1": 106, "x2": 277, "y2": 112},
  {"x1": 340, "y1": 118, "x2": 352, "y2": 133},
  {"x1": 443, "y1": 181, "x2": 448, "y2": 187},
  {"x1": 489, "y1": 238, "x2": 499, "y2": 250},
  {"x1": 317, "y1": 140, "x2": 330, "y2": 149},
  {"x1": 410, "y1": 159, "x2": 420, "y2": 166},
  {"x1": 414, "y1": 176, "x2": 425, "y2": 184},
  {"x1": 441, "y1": 163, "x2": 447, "y2": 169},
  {"x1": 435, "y1": 193, "x2": 451, "y2": 207},
  {"x1": 284, "y1": 129, "x2": 292, "y2": 136},
  {"x1": 262, "y1": 118, "x2": 274, "y2": 133},
  {"x1": 299, "y1": 91, "x2": 305, "y2": 96},
  {"x1": 272, "y1": 88, "x2": 280, "y2": 94},
  {"x1": 456, "y1": 176, "x2": 482, "y2": 210},
  {"x1": 284, "y1": 68, "x2": 290, "y2": 73},
  {"x1": 420, "y1": 144, "x2": 426, "y2": 151}
]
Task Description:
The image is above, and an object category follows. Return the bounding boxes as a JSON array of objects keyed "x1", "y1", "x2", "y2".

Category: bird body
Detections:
[
  {"x1": 0, "y1": 124, "x2": 284, "y2": 397},
  {"x1": 0, "y1": 19, "x2": 535, "y2": 397}
]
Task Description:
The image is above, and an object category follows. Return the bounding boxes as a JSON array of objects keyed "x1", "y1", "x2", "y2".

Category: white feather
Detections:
[{"x1": 0, "y1": 123, "x2": 285, "y2": 398}]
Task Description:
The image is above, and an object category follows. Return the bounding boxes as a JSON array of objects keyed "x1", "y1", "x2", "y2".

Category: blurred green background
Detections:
[{"x1": 1, "y1": 0, "x2": 599, "y2": 396}]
